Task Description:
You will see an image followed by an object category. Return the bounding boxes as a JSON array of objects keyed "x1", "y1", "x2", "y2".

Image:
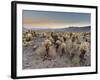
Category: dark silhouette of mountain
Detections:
[
  {"x1": 62, "y1": 26, "x2": 90, "y2": 32},
  {"x1": 23, "y1": 26, "x2": 90, "y2": 32}
]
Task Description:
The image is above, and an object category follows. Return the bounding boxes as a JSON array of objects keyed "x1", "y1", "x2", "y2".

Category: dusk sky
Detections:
[{"x1": 22, "y1": 10, "x2": 91, "y2": 29}]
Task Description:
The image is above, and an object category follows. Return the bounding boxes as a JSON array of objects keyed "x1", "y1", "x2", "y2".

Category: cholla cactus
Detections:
[
  {"x1": 71, "y1": 33, "x2": 78, "y2": 42},
  {"x1": 79, "y1": 42, "x2": 89, "y2": 63},
  {"x1": 64, "y1": 34, "x2": 70, "y2": 40},
  {"x1": 47, "y1": 36, "x2": 54, "y2": 43},
  {"x1": 55, "y1": 40, "x2": 62, "y2": 52},
  {"x1": 51, "y1": 32, "x2": 58, "y2": 43},
  {"x1": 42, "y1": 32, "x2": 47, "y2": 38},
  {"x1": 48, "y1": 45, "x2": 56, "y2": 59},
  {"x1": 25, "y1": 33, "x2": 33, "y2": 42},
  {"x1": 58, "y1": 36, "x2": 64, "y2": 42},
  {"x1": 23, "y1": 41, "x2": 32, "y2": 47},
  {"x1": 22, "y1": 31, "x2": 33, "y2": 47},
  {"x1": 79, "y1": 42, "x2": 88, "y2": 53},
  {"x1": 35, "y1": 39, "x2": 52, "y2": 56},
  {"x1": 43, "y1": 39, "x2": 52, "y2": 49},
  {"x1": 56, "y1": 41, "x2": 66, "y2": 57},
  {"x1": 42, "y1": 39, "x2": 53, "y2": 60},
  {"x1": 60, "y1": 42, "x2": 66, "y2": 56},
  {"x1": 32, "y1": 31, "x2": 37, "y2": 37}
]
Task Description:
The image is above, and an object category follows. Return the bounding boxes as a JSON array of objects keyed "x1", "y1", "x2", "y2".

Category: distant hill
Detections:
[
  {"x1": 62, "y1": 26, "x2": 90, "y2": 32},
  {"x1": 23, "y1": 26, "x2": 90, "y2": 32}
]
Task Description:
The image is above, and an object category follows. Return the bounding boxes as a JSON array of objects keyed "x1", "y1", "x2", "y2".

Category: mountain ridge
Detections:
[{"x1": 23, "y1": 26, "x2": 90, "y2": 32}]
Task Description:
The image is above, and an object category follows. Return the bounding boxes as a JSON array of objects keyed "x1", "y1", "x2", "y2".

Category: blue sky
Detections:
[{"x1": 22, "y1": 10, "x2": 91, "y2": 29}]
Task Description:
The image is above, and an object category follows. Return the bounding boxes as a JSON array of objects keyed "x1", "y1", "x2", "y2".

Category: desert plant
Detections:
[{"x1": 79, "y1": 42, "x2": 89, "y2": 65}]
